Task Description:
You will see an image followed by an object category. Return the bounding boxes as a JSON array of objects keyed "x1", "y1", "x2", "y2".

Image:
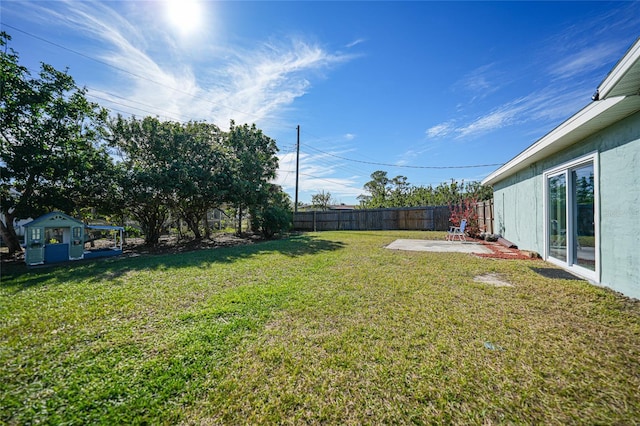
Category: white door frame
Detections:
[{"x1": 542, "y1": 152, "x2": 600, "y2": 282}]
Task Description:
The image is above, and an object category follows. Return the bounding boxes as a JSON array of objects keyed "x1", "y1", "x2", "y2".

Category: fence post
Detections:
[{"x1": 472, "y1": 199, "x2": 495, "y2": 234}]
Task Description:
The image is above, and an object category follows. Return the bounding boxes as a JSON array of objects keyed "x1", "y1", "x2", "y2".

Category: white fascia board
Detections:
[
  {"x1": 598, "y1": 37, "x2": 640, "y2": 99},
  {"x1": 482, "y1": 96, "x2": 629, "y2": 186}
]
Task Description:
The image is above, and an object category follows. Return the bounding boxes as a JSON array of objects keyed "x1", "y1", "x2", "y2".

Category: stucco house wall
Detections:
[
  {"x1": 485, "y1": 37, "x2": 640, "y2": 300},
  {"x1": 493, "y1": 167, "x2": 541, "y2": 253},
  {"x1": 492, "y1": 109, "x2": 640, "y2": 298},
  {"x1": 597, "y1": 111, "x2": 640, "y2": 296}
]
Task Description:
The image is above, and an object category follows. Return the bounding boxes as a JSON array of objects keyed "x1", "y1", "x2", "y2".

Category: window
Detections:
[
  {"x1": 31, "y1": 228, "x2": 41, "y2": 241},
  {"x1": 45, "y1": 228, "x2": 63, "y2": 244}
]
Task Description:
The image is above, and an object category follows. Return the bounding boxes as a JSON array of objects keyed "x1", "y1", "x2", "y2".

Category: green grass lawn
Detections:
[{"x1": 2, "y1": 231, "x2": 639, "y2": 424}]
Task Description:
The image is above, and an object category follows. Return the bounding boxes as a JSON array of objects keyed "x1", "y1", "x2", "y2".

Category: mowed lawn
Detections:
[{"x1": 1, "y1": 231, "x2": 639, "y2": 424}]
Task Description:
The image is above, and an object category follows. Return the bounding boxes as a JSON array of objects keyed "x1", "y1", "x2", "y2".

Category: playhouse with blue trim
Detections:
[{"x1": 23, "y1": 212, "x2": 124, "y2": 265}]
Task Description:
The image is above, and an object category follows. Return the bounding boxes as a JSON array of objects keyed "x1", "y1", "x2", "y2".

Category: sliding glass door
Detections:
[
  {"x1": 545, "y1": 156, "x2": 597, "y2": 280},
  {"x1": 548, "y1": 173, "x2": 567, "y2": 262},
  {"x1": 572, "y1": 164, "x2": 595, "y2": 271}
]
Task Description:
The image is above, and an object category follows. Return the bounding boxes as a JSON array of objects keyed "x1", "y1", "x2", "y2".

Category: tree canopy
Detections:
[
  {"x1": 311, "y1": 190, "x2": 334, "y2": 211},
  {"x1": 1, "y1": 34, "x2": 289, "y2": 250},
  {"x1": 358, "y1": 170, "x2": 493, "y2": 209},
  {"x1": 0, "y1": 32, "x2": 112, "y2": 254},
  {"x1": 226, "y1": 121, "x2": 279, "y2": 234}
]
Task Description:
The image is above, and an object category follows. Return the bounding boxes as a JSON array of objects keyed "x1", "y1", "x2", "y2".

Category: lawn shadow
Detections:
[
  {"x1": 530, "y1": 267, "x2": 585, "y2": 281},
  {"x1": 1, "y1": 234, "x2": 345, "y2": 292}
]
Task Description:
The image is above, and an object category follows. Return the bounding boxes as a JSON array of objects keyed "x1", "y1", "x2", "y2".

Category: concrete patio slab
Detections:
[{"x1": 385, "y1": 239, "x2": 492, "y2": 254}]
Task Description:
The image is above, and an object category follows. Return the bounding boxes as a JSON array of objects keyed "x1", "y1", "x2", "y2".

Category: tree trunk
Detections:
[
  {"x1": 0, "y1": 213, "x2": 24, "y2": 255},
  {"x1": 186, "y1": 215, "x2": 202, "y2": 240},
  {"x1": 203, "y1": 214, "x2": 211, "y2": 239},
  {"x1": 143, "y1": 218, "x2": 163, "y2": 246},
  {"x1": 120, "y1": 215, "x2": 127, "y2": 245},
  {"x1": 176, "y1": 218, "x2": 183, "y2": 240},
  {"x1": 138, "y1": 205, "x2": 167, "y2": 246},
  {"x1": 237, "y1": 206, "x2": 243, "y2": 235}
]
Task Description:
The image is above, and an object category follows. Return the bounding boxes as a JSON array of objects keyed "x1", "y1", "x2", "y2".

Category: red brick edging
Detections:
[{"x1": 472, "y1": 239, "x2": 540, "y2": 260}]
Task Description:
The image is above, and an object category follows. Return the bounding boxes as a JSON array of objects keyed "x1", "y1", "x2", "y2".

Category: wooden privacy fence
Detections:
[
  {"x1": 474, "y1": 199, "x2": 494, "y2": 234},
  {"x1": 293, "y1": 206, "x2": 451, "y2": 232},
  {"x1": 293, "y1": 201, "x2": 495, "y2": 234}
]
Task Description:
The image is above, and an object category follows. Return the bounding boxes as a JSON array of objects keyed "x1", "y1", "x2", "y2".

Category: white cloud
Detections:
[
  {"x1": 456, "y1": 63, "x2": 501, "y2": 96},
  {"x1": 275, "y1": 151, "x2": 363, "y2": 202},
  {"x1": 427, "y1": 10, "x2": 640, "y2": 144},
  {"x1": 426, "y1": 121, "x2": 455, "y2": 138},
  {"x1": 344, "y1": 133, "x2": 356, "y2": 140},
  {"x1": 206, "y1": 40, "x2": 351, "y2": 126},
  {"x1": 19, "y1": 1, "x2": 353, "y2": 128},
  {"x1": 548, "y1": 43, "x2": 618, "y2": 80},
  {"x1": 345, "y1": 38, "x2": 366, "y2": 48},
  {"x1": 426, "y1": 95, "x2": 553, "y2": 140},
  {"x1": 457, "y1": 104, "x2": 523, "y2": 137}
]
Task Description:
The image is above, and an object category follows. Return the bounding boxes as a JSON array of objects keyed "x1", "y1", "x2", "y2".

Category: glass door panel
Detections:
[
  {"x1": 572, "y1": 164, "x2": 595, "y2": 271},
  {"x1": 548, "y1": 174, "x2": 567, "y2": 262}
]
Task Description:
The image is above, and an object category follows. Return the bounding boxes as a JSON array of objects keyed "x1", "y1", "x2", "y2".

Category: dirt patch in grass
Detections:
[
  {"x1": 473, "y1": 272, "x2": 514, "y2": 287},
  {"x1": 125, "y1": 233, "x2": 263, "y2": 255}
]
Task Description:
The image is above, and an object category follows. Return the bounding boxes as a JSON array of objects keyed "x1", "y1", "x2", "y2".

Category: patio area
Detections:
[
  {"x1": 385, "y1": 238, "x2": 536, "y2": 260},
  {"x1": 385, "y1": 239, "x2": 492, "y2": 254}
]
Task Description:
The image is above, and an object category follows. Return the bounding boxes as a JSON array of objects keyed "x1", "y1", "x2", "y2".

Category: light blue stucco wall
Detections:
[{"x1": 493, "y1": 110, "x2": 640, "y2": 299}]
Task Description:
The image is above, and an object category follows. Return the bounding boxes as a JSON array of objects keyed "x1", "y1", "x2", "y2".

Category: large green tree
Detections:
[
  {"x1": 358, "y1": 170, "x2": 391, "y2": 208},
  {"x1": 311, "y1": 190, "x2": 334, "y2": 211},
  {"x1": 109, "y1": 116, "x2": 233, "y2": 244},
  {"x1": 166, "y1": 121, "x2": 231, "y2": 239},
  {"x1": 225, "y1": 121, "x2": 279, "y2": 234},
  {"x1": 108, "y1": 116, "x2": 175, "y2": 245},
  {"x1": 0, "y1": 32, "x2": 111, "y2": 254},
  {"x1": 389, "y1": 175, "x2": 409, "y2": 207}
]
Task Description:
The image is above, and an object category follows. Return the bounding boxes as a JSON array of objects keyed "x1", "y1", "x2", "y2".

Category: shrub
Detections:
[
  {"x1": 124, "y1": 225, "x2": 143, "y2": 239},
  {"x1": 250, "y1": 185, "x2": 293, "y2": 239},
  {"x1": 253, "y1": 205, "x2": 292, "y2": 239},
  {"x1": 449, "y1": 197, "x2": 481, "y2": 238}
]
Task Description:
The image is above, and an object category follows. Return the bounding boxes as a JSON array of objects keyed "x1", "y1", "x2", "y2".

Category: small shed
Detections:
[{"x1": 23, "y1": 212, "x2": 123, "y2": 265}]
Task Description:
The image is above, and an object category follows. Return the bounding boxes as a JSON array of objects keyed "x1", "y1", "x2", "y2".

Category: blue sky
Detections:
[{"x1": 2, "y1": 1, "x2": 639, "y2": 205}]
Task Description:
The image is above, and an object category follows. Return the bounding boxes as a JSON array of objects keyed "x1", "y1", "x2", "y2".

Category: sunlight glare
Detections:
[{"x1": 165, "y1": 0, "x2": 203, "y2": 37}]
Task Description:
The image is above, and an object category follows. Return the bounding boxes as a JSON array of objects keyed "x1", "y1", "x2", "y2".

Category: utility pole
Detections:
[{"x1": 294, "y1": 125, "x2": 300, "y2": 213}]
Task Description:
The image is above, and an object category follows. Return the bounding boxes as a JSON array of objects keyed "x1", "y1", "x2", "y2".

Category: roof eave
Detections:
[
  {"x1": 482, "y1": 95, "x2": 640, "y2": 186},
  {"x1": 597, "y1": 36, "x2": 640, "y2": 99},
  {"x1": 483, "y1": 38, "x2": 640, "y2": 187}
]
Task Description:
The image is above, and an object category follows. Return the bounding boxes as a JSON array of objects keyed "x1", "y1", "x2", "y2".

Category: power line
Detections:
[
  {"x1": 303, "y1": 143, "x2": 503, "y2": 170},
  {"x1": 20, "y1": 62, "x2": 210, "y2": 122},
  {"x1": 87, "y1": 88, "x2": 192, "y2": 121},
  {"x1": 280, "y1": 170, "x2": 358, "y2": 189},
  {"x1": 86, "y1": 93, "x2": 186, "y2": 122},
  {"x1": 299, "y1": 127, "x2": 504, "y2": 170},
  {"x1": 300, "y1": 149, "x2": 372, "y2": 177}
]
